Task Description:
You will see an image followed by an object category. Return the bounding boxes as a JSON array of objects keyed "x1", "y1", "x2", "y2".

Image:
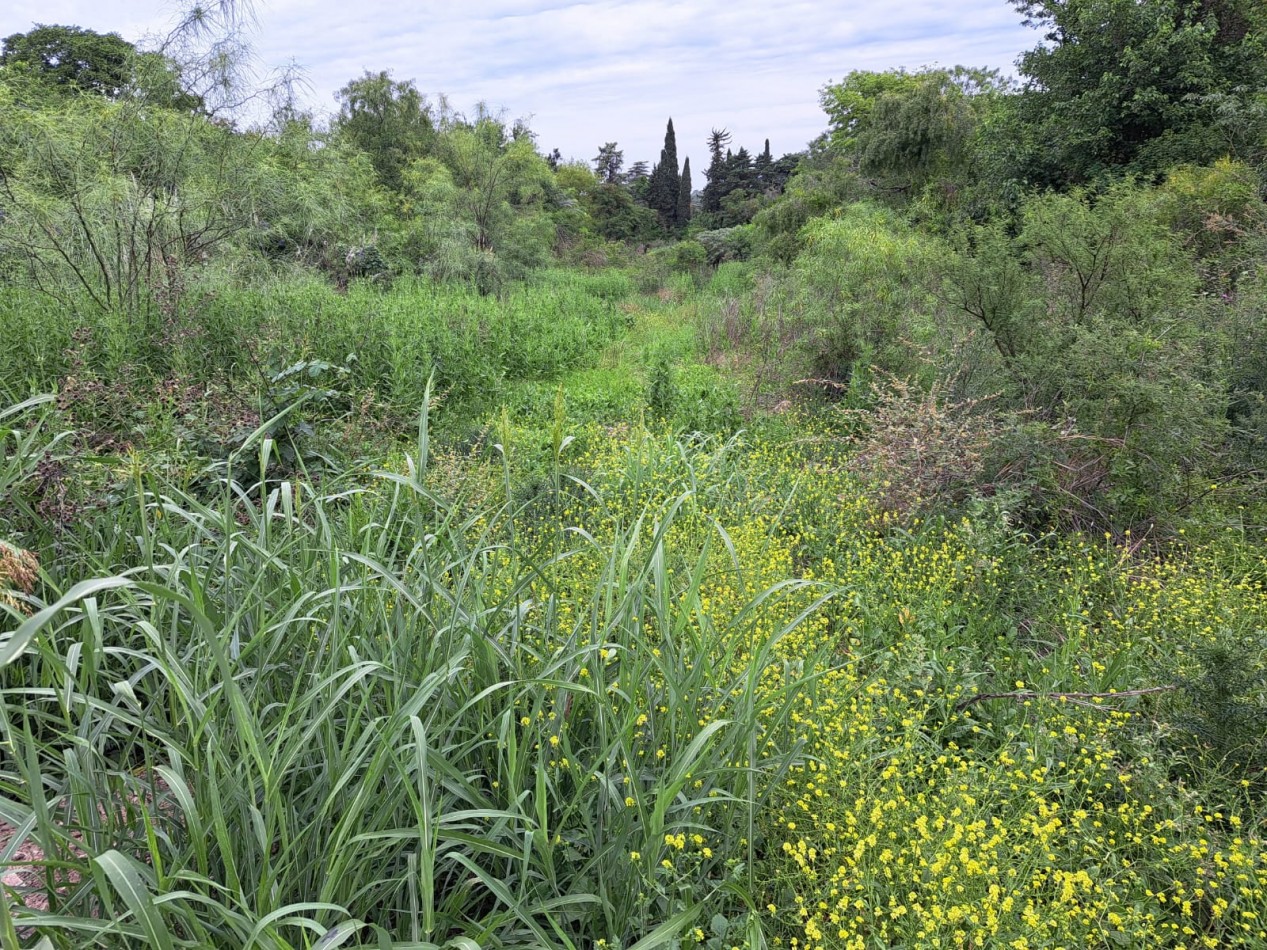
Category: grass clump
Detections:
[{"x1": 0, "y1": 397, "x2": 829, "y2": 948}]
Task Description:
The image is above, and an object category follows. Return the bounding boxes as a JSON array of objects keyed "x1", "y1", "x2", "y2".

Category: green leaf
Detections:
[
  {"x1": 0, "y1": 577, "x2": 132, "y2": 667},
  {"x1": 94, "y1": 850, "x2": 174, "y2": 950}
]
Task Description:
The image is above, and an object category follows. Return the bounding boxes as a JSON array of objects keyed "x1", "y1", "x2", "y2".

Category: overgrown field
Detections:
[
  {"x1": 4, "y1": 10, "x2": 1267, "y2": 941},
  {"x1": 4, "y1": 271, "x2": 1267, "y2": 947}
]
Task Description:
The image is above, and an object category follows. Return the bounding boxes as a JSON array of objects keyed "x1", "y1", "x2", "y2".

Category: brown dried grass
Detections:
[{"x1": 0, "y1": 541, "x2": 38, "y2": 616}]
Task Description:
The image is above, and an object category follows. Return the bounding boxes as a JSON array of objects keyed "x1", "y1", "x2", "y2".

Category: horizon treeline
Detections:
[{"x1": 3, "y1": 0, "x2": 1261, "y2": 286}]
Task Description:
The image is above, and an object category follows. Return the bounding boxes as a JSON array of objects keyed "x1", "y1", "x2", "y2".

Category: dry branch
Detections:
[{"x1": 956, "y1": 684, "x2": 1178, "y2": 713}]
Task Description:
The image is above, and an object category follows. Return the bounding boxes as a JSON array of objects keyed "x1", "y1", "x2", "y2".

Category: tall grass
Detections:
[
  {"x1": 0, "y1": 270, "x2": 632, "y2": 418},
  {"x1": 0, "y1": 395, "x2": 827, "y2": 948}
]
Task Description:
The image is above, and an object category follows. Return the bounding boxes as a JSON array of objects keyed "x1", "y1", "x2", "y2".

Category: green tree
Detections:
[
  {"x1": 1009, "y1": 0, "x2": 1267, "y2": 185},
  {"x1": 253, "y1": 115, "x2": 388, "y2": 275},
  {"x1": 402, "y1": 114, "x2": 555, "y2": 287},
  {"x1": 555, "y1": 160, "x2": 599, "y2": 199},
  {"x1": 0, "y1": 24, "x2": 202, "y2": 110},
  {"x1": 701, "y1": 128, "x2": 732, "y2": 214},
  {"x1": 438, "y1": 118, "x2": 551, "y2": 254},
  {"x1": 677, "y1": 156, "x2": 692, "y2": 226},
  {"x1": 1, "y1": 24, "x2": 135, "y2": 98},
  {"x1": 819, "y1": 69, "x2": 922, "y2": 154},
  {"x1": 587, "y1": 184, "x2": 659, "y2": 242},
  {"x1": 592, "y1": 142, "x2": 624, "y2": 183},
  {"x1": 647, "y1": 118, "x2": 681, "y2": 228},
  {"x1": 0, "y1": 87, "x2": 274, "y2": 317},
  {"x1": 333, "y1": 70, "x2": 434, "y2": 193},
  {"x1": 820, "y1": 67, "x2": 1008, "y2": 208}
]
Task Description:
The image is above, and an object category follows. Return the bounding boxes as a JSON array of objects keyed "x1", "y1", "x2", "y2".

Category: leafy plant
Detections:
[
  {"x1": 1168, "y1": 635, "x2": 1267, "y2": 791},
  {"x1": 646, "y1": 353, "x2": 677, "y2": 419}
]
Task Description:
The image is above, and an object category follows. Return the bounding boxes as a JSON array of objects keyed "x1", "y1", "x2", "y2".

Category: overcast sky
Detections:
[{"x1": 2, "y1": 1, "x2": 1037, "y2": 167}]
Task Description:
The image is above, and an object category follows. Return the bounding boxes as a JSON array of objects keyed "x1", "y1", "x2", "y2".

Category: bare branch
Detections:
[{"x1": 956, "y1": 685, "x2": 1178, "y2": 713}]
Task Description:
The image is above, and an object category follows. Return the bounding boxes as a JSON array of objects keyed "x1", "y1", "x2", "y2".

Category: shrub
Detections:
[
  {"x1": 789, "y1": 204, "x2": 942, "y2": 386},
  {"x1": 944, "y1": 182, "x2": 1230, "y2": 530},
  {"x1": 838, "y1": 374, "x2": 1008, "y2": 521},
  {"x1": 696, "y1": 226, "x2": 755, "y2": 266},
  {"x1": 646, "y1": 352, "x2": 677, "y2": 418},
  {"x1": 1166, "y1": 635, "x2": 1267, "y2": 794}
]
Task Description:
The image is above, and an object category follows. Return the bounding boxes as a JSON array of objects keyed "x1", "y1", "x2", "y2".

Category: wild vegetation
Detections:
[{"x1": 3, "y1": 1, "x2": 1267, "y2": 947}]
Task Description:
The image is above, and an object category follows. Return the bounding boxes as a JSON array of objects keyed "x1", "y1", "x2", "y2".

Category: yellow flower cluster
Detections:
[{"x1": 427, "y1": 418, "x2": 1267, "y2": 948}]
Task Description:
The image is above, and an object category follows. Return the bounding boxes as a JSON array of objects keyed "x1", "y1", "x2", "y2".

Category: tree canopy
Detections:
[
  {"x1": 1009, "y1": 0, "x2": 1267, "y2": 184},
  {"x1": 333, "y1": 71, "x2": 435, "y2": 193},
  {"x1": 1, "y1": 24, "x2": 136, "y2": 98}
]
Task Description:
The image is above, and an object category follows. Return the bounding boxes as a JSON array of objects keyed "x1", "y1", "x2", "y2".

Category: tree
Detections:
[
  {"x1": 1, "y1": 25, "x2": 135, "y2": 99},
  {"x1": 755, "y1": 139, "x2": 773, "y2": 187},
  {"x1": 647, "y1": 118, "x2": 681, "y2": 228},
  {"x1": 0, "y1": 88, "x2": 273, "y2": 317},
  {"x1": 855, "y1": 71, "x2": 977, "y2": 190},
  {"x1": 820, "y1": 70, "x2": 922, "y2": 154},
  {"x1": 699, "y1": 131, "x2": 798, "y2": 227},
  {"x1": 677, "y1": 156, "x2": 692, "y2": 226},
  {"x1": 333, "y1": 71, "x2": 434, "y2": 193},
  {"x1": 586, "y1": 184, "x2": 658, "y2": 242},
  {"x1": 624, "y1": 160, "x2": 650, "y2": 201},
  {"x1": 437, "y1": 118, "x2": 550, "y2": 254},
  {"x1": 724, "y1": 147, "x2": 753, "y2": 194},
  {"x1": 253, "y1": 116, "x2": 387, "y2": 275},
  {"x1": 401, "y1": 113, "x2": 555, "y2": 288},
  {"x1": 818, "y1": 66, "x2": 1009, "y2": 209},
  {"x1": 1008, "y1": 0, "x2": 1267, "y2": 185},
  {"x1": 0, "y1": 24, "x2": 202, "y2": 110},
  {"x1": 702, "y1": 128, "x2": 731, "y2": 213},
  {"x1": 592, "y1": 142, "x2": 624, "y2": 184}
]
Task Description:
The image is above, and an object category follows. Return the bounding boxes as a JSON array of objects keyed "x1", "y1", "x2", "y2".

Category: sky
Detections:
[{"x1": 1, "y1": 1, "x2": 1038, "y2": 168}]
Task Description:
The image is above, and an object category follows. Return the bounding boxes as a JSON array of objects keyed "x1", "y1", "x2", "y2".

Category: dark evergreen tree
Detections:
[
  {"x1": 724, "y1": 147, "x2": 753, "y2": 197},
  {"x1": 702, "y1": 128, "x2": 732, "y2": 213},
  {"x1": 770, "y1": 151, "x2": 801, "y2": 190},
  {"x1": 625, "y1": 160, "x2": 650, "y2": 182},
  {"x1": 755, "y1": 138, "x2": 773, "y2": 188},
  {"x1": 643, "y1": 160, "x2": 660, "y2": 207},
  {"x1": 625, "y1": 160, "x2": 651, "y2": 203},
  {"x1": 647, "y1": 118, "x2": 681, "y2": 227},
  {"x1": 592, "y1": 142, "x2": 624, "y2": 183},
  {"x1": 677, "y1": 156, "x2": 692, "y2": 227}
]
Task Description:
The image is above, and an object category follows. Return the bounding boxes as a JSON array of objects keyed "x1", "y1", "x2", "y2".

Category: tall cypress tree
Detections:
[
  {"x1": 676, "y1": 156, "x2": 692, "y2": 227},
  {"x1": 755, "y1": 138, "x2": 773, "y2": 187},
  {"x1": 648, "y1": 118, "x2": 681, "y2": 227},
  {"x1": 662, "y1": 118, "x2": 678, "y2": 196}
]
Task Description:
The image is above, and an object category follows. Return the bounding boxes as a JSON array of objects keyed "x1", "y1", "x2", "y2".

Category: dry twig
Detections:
[{"x1": 956, "y1": 685, "x2": 1178, "y2": 713}]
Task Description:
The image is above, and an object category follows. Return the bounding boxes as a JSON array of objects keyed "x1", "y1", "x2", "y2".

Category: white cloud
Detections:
[{"x1": 2, "y1": 0, "x2": 1037, "y2": 164}]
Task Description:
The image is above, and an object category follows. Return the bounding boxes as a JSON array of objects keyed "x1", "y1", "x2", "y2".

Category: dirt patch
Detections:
[{"x1": 0, "y1": 820, "x2": 56, "y2": 913}]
